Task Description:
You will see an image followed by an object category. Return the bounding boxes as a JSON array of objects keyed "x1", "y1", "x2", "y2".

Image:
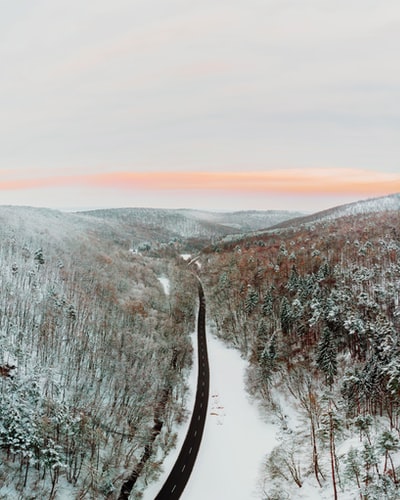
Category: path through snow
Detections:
[
  {"x1": 144, "y1": 327, "x2": 278, "y2": 499},
  {"x1": 182, "y1": 332, "x2": 278, "y2": 500}
]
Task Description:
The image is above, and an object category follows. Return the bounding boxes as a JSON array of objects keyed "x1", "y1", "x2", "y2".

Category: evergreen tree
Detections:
[
  {"x1": 34, "y1": 248, "x2": 45, "y2": 266},
  {"x1": 280, "y1": 297, "x2": 293, "y2": 335},
  {"x1": 316, "y1": 327, "x2": 337, "y2": 386},
  {"x1": 260, "y1": 334, "x2": 277, "y2": 381},
  {"x1": 262, "y1": 287, "x2": 274, "y2": 316},
  {"x1": 245, "y1": 286, "x2": 259, "y2": 316},
  {"x1": 287, "y1": 265, "x2": 299, "y2": 293}
]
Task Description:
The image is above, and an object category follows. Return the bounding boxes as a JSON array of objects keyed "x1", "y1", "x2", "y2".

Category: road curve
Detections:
[{"x1": 154, "y1": 281, "x2": 209, "y2": 499}]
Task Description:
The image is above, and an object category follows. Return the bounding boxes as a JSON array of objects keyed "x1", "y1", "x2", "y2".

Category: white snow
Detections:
[
  {"x1": 144, "y1": 326, "x2": 278, "y2": 499},
  {"x1": 181, "y1": 332, "x2": 278, "y2": 500},
  {"x1": 158, "y1": 276, "x2": 170, "y2": 295}
]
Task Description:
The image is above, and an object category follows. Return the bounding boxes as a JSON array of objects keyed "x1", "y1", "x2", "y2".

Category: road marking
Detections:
[
  {"x1": 194, "y1": 430, "x2": 197, "y2": 437},
  {"x1": 197, "y1": 415, "x2": 201, "y2": 421},
  {"x1": 189, "y1": 447, "x2": 192, "y2": 454},
  {"x1": 181, "y1": 464, "x2": 186, "y2": 472},
  {"x1": 171, "y1": 485, "x2": 177, "y2": 493}
]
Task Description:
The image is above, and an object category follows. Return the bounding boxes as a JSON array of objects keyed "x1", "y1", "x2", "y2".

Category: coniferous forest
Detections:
[{"x1": 0, "y1": 194, "x2": 399, "y2": 499}]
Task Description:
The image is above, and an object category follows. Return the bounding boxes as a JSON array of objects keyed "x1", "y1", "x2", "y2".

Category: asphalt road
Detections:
[{"x1": 154, "y1": 282, "x2": 209, "y2": 499}]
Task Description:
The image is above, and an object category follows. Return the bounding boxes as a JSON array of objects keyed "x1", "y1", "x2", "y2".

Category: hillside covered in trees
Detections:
[
  {"x1": 0, "y1": 195, "x2": 399, "y2": 499},
  {"x1": 0, "y1": 207, "x2": 197, "y2": 499},
  {"x1": 200, "y1": 193, "x2": 400, "y2": 499}
]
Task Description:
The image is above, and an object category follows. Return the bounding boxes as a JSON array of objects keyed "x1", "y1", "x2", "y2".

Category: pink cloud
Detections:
[{"x1": 0, "y1": 169, "x2": 399, "y2": 197}]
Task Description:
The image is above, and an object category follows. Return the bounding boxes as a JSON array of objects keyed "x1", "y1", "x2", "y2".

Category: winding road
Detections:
[{"x1": 154, "y1": 282, "x2": 209, "y2": 499}]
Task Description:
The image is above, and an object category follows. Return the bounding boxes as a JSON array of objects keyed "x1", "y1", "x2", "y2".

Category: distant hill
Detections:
[
  {"x1": 212, "y1": 193, "x2": 400, "y2": 246},
  {"x1": 267, "y1": 192, "x2": 400, "y2": 231},
  {"x1": 78, "y1": 207, "x2": 304, "y2": 244}
]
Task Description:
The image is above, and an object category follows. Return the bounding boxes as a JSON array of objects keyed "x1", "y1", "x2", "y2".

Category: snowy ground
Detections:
[
  {"x1": 143, "y1": 325, "x2": 278, "y2": 500},
  {"x1": 158, "y1": 276, "x2": 171, "y2": 295}
]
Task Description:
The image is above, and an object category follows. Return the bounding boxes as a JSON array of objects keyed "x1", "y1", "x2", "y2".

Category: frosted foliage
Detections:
[{"x1": 0, "y1": 206, "x2": 196, "y2": 498}]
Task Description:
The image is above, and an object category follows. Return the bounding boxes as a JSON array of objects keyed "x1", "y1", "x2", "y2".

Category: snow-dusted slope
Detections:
[{"x1": 268, "y1": 193, "x2": 400, "y2": 231}]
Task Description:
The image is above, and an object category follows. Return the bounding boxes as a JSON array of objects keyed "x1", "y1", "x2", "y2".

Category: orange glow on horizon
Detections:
[{"x1": 0, "y1": 169, "x2": 399, "y2": 197}]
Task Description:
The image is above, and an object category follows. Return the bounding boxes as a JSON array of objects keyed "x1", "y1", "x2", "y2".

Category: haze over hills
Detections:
[
  {"x1": 0, "y1": 192, "x2": 399, "y2": 499},
  {"x1": 77, "y1": 207, "x2": 306, "y2": 244}
]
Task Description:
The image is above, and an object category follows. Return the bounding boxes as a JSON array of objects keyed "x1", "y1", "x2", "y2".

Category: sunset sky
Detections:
[{"x1": 1, "y1": 1, "x2": 400, "y2": 212}]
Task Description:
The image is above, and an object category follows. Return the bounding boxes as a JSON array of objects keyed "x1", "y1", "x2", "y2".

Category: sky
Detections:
[{"x1": 1, "y1": 0, "x2": 400, "y2": 212}]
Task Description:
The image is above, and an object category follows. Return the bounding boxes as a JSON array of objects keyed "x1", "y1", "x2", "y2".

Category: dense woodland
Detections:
[
  {"x1": 0, "y1": 196, "x2": 399, "y2": 499},
  {"x1": 201, "y1": 200, "x2": 400, "y2": 499},
  {"x1": 0, "y1": 207, "x2": 197, "y2": 499}
]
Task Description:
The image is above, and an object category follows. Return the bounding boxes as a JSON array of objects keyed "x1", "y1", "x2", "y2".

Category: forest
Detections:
[
  {"x1": 0, "y1": 207, "x2": 197, "y2": 499},
  {"x1": 201, "y1": 199, "x2": 400, "y2": 499},
  {"x1": 0, "y1": 195, "x2": 399, "y2": 499}
]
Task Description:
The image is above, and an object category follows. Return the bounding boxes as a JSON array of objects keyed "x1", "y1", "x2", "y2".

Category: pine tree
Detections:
[
  {"x1": 34, "y1": 248, "x2": 45, "y2": 266},
  {"x1": 316, "y1": 327, "x2": 337, "y2": 386},
  {"x1": 287, "y1": 265, "x2": 299, "y2": 293},
  {"x1": 378, "y1": 430, "x2": 399, "y2": 483},
  {"x1": 260, "y1": 334, "x2": 277, "y2": 381},
  {"x1": 262, "y1": 287, "x2": 274, "y2": 316},
  {"x1": 245, "y1": 286, "x2": 259, "y2": 316},
  {"x1": 280, "y1": 297, "x2": 293, "y2": 335}
]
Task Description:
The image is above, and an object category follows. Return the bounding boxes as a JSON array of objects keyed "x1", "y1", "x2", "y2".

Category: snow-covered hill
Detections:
[
  {"x1": 78, "y1": 207, "x2": 304, "y2": 241},
  {"x1": 269, "y1": 192, "x2": 400, "y2": 231}
]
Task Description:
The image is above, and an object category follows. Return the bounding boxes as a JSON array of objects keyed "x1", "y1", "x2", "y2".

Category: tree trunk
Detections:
[{"x1": 329, "y1": 410, "x2": 338, "y2": 500}]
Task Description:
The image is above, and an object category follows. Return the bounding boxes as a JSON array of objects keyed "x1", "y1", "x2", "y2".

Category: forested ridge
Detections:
[
  {"x1": 0, "y1": 207, "x2": 197, "y2": 499},
  {"x1": 0, "y1": 195, "x2": 399, "y2": 499},
  {"x1": 201, "y1": 199, "x2": 400, "y2": 499}
]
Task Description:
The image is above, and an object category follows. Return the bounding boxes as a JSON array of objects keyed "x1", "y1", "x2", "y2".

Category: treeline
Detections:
[
  {"x1": 202, "y1": 210, "x2": 400, "y2": 499},
  {"x1": 0, "y1": 210, "x2": 197, "y2": 499}
]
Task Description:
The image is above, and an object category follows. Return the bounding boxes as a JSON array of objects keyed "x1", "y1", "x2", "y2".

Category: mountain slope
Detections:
[
  {"x1": 199, "y1": 194, "x2": 400, "y2": 499},
  {"x1": 0, "y1": 205, "x2": 197, "y2": 499},
  {"x1": 268, "y1": 192, "x2": 400, "y2": 230}
]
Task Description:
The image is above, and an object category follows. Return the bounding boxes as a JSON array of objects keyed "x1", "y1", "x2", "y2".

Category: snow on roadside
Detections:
[
  {"x1": 181, "y1": 331, "x2": 278, "y2": 500},
  {"x1": 143, "y1": 326, "x2": 278, "y2": 500},
  {"x1": 141, "y1": 328, "x2": 198, "y2": 500}
]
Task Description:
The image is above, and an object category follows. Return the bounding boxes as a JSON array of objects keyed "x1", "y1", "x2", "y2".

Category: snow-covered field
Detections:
[{"x1": 143, "y1": 326, "x2": 278, "y2": 500}]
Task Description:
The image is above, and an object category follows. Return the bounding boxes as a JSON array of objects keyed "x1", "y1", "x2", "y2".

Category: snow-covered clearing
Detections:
[
  {"x1": 158, "y1": 276, "x2": 170, "y2": 295},
  {"x1": 143, "y1": 326, "x2": 278, "y2": 499}
]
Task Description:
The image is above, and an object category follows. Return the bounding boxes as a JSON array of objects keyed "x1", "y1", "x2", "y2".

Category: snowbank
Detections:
[
  {"x1": 145, "y1": 327, "x2": 278, "y2": 499},
  {"x1": 182, "y1": 333, "x2": 278, "y2": 499}
]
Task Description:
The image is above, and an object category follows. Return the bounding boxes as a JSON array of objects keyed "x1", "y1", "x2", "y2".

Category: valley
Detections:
[{"x1": 0, "y1": 194, "x2": 399, "y2": 499}]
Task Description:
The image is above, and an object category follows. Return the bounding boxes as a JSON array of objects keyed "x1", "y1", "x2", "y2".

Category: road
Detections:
[{"x1": 154, "y1": 282, "x2": 209, "y2": 499}]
